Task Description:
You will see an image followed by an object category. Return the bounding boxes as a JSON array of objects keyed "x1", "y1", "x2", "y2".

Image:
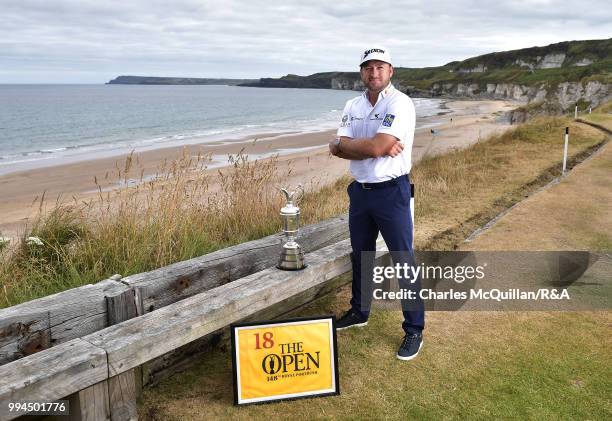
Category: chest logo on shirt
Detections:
[
  {"x1": 382, "y1": 114, "x2": 395, "y2": 127},
  {"x1": 370, "y1": 113, "x2": 382, "y2": 120}
]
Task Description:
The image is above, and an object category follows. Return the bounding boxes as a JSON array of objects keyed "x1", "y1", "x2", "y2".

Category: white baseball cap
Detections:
[{"x1": 359, "y1": 46, "x2": 392, "y2": 67}]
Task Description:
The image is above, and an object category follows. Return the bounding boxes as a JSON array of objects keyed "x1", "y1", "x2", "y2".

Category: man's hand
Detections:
[
  {"x1": 329, "y1": 138, "x2": 340, "y2": 156},
  {"x1": 386, "y1": 140, "x2": 404, "y2": 157}
]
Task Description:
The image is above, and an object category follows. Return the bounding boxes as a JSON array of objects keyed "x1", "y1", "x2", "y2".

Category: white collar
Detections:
[{"x1": 362, "y1": 83, "x2": 395, "y2": 103}]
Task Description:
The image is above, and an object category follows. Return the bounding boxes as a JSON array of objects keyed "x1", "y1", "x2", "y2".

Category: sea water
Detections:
[{"x1": 0, "y1": 84, "x2": 445, "y2": 175}]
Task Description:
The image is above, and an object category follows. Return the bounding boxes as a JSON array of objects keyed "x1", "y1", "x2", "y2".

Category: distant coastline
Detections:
[
  {"x1": 106, "y1": 75, "x2": 257, "y2": 85},
  {"x1": 105, "y1": 38, "x2": 610, "y2": 111}
]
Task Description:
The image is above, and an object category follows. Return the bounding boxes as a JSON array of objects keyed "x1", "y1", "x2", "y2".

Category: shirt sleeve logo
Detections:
[
  {"x1": 382, "y1": 114, "x2": 395, "y2": 127},
  {"x1": 340, "y1": 114, "x2": 350, "y2": 127}
]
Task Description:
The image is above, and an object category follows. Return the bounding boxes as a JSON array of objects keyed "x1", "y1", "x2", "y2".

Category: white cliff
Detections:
[
  {"x1": 536, "y1": 53, "x2": 567, "y2": 69},
  {"x1": 425, "y1": 80, "x2": 610, "y2": 111}
]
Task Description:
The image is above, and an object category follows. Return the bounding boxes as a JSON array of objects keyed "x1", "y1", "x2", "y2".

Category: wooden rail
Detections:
[
  {"x1": 0, "y1": 237, "x2": 392, "y2": 420},
  {"x1": 0, "y1": 215, "x2": 349, "y2": 367}
]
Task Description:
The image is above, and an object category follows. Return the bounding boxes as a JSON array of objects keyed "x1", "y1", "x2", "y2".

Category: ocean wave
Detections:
[
  {"x1": 41, "y1": 147, "x2": 68, "y2": 153},
  {"x1": 0, "y1": 155, "x2": 54, "y2": 166}
]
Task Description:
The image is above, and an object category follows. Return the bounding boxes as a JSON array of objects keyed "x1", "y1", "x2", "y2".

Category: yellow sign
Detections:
[{"x1": 231, "y1": 316, "x2": 339, "y2": 404}]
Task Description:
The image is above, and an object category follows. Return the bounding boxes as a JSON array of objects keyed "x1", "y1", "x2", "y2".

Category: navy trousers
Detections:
[{"x1": 348, "y1": 174, "x2": 424, "y2": 335}]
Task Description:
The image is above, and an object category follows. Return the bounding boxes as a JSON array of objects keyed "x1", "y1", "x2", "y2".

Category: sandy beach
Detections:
[{"x1": 0, "y1": 99, "x2": 517, "y2": 237}]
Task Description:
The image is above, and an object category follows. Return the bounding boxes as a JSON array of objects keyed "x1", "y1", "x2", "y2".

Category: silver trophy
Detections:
[{"x1": 277, "y1": 186, "x2": 306, "y2": 270}]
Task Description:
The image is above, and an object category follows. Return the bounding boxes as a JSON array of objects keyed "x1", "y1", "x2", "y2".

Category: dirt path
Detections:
[{"x1": 461, "y1": 133, "x2": 611, "y2": 251}]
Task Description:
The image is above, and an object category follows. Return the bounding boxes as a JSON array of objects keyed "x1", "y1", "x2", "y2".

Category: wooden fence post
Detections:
[
  {"x1": 66, "y1": 381, "x2": 110, "y2": 421},
  {"x1": 106, "y1": 288, "x2": 142, "y2": 421},
  {"x1": 64, "y1": 287, "x2": 142, "y2": 421}
]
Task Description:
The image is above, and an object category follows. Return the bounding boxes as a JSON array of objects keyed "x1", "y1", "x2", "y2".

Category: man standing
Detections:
[{"x1": 329, "y1": 46, "x2": 424, "y2": 361}]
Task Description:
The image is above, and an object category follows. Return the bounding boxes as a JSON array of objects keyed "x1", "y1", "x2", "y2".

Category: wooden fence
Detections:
[
  {"x1": 0, "y1": 215, "x2": 393, "y2": 420},
  {"x1": 0, "y1": 215, "x2": 348, "y2": 366}
]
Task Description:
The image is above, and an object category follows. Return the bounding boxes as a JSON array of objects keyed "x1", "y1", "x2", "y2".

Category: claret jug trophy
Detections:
[{"x1": 277, "y1": 186, "x2": 306, "y2": 270}]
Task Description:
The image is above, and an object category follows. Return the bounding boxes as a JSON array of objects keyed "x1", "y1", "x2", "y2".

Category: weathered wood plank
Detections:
[
  {"x1": 84, "y1": 239, "x2": 359, "y2": 376},
  {"x1": 65, "y1": 381, "x2": 110, "y2": 421},
  {"x1": 143, "y1": 251, "x2": 391, "y2": 385},
  {"x1": 49, "y1": 280, "x2": 128, "y2": 345},
  {"x1": 144, "y1": 272, "x2": 352, "y2": 386},
  {"x1": 0, "y1": 339, "x2": 108, "y2": 421},
  {"x1": 106, "y1": 289, "x2": 141, "y2": 326},
  {"x1": 0, "y1": 310, "x2": 50, "y2": 365},
  {"x1": 122, "y1": 215, "x2": 349, "y2": 312},
  {"x1": 0, "y1": 279, "x2": 127, "y2": 366}
]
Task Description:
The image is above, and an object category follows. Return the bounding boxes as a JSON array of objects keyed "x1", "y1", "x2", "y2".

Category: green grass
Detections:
[
  {"x1": 595, "y1": 101, "x2": 612, "y2": 113},
  {"x1": 581, "y1": 113, "x2": 612, "y2": 129},
  {"x1": 393, "y1": 58, "x2": 612, "y2": 92},
  {"x1": 456, "y1": 38, "x2": 612, "y2": 69},
  {"x1": 411, "y1": 115, "x2": 606, "y2": 248},
  {"x1": 403, "y1": 38, "x2": 612, "y2": 89},
  {"x1": 589, "y1": 232, "x2": 612, "y2": 250},
  {"x1": 140, "y1": 297, "x2": 612, "y2": 420}
]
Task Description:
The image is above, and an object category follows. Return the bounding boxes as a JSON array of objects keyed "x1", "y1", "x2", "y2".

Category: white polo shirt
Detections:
[{"x1": 337, "y1": 84, "x2": 415, "y2": 183}]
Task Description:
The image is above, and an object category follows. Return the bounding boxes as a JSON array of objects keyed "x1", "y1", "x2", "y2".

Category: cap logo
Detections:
[{"x1": 363, "y1": 48, "x2": 385, "y2": 58}]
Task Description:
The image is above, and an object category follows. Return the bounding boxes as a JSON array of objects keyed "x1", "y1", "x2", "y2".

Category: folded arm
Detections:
[{"x1": 329, "y1": 133, "x2": 404, "y2": 160}]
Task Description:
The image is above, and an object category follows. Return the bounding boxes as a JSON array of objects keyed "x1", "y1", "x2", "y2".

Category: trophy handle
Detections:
[
  {"x1": 280, "y1": 188, "x2": 293, "y2": 204},
  {"x1": 280, "y1": 185, "x2": 304, "y2": 204},
  {"x1": 294, "y1": 184, "x2": 304, "y2": 205}
]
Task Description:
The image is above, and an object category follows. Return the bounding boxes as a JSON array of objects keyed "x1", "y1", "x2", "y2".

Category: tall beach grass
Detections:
[{"x1": 0, "y1": 147, "x2": 351, "y2": 306}]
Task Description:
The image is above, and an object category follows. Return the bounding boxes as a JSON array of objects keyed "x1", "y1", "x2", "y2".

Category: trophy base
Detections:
[{"x1": 277, "y1": 246, "x2": 306, "y2": 271}]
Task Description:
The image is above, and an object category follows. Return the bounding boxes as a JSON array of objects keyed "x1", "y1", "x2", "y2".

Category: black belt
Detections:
[{"x1": 357, "y1": 174, "x2": 408, "y2": 190}]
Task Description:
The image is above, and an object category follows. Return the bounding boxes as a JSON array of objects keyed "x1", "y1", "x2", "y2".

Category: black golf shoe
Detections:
[
  {"x1": 335, "y1": 309, "x2": 368, "y2": 330},
  {"x1": 396, "y1": 332, "x2": 423, "y2": 361}
]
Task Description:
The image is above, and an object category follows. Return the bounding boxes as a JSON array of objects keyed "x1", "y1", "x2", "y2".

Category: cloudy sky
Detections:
[{"x1": 1, "y1": 0, "x2": 610, "y2": 83}]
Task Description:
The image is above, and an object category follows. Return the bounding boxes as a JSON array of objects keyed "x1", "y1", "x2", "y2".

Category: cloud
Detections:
[{"x1": 1, "y1": 0, "x2": 610, "y2": 83}]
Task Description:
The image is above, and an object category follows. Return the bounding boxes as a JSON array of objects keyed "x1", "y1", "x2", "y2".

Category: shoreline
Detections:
[
  {"x1": 0, "y1": 96, "x2": 449, "y2": 177},
  {"x1": 0, "y1": 99, "x2": 518, "y2": 236}
]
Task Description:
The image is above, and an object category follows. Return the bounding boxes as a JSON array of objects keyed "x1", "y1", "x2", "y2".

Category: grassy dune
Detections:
[
  {"x1": 0, "y1": 114, "x2": 607, "y2": 307},
  {"x1": 0, "y1": 152, "x2": 350, "y2": 307}
]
